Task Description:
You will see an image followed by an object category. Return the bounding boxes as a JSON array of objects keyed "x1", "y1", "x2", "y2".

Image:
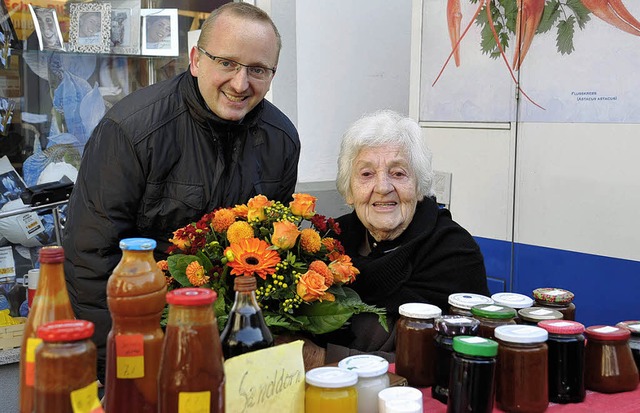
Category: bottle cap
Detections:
[
  {"x1": 518, "y1": 307, "x2": 564, "y2": 322},
  {"x1": 448, "y1": 293, "x2": 493, "y2": 310},
  {"x1": 305, "y1": 367, "x2": 357, "y2": 388},
  {"x1": 119, "y1": 238, "x2": 157, "y2": 251},
  {"x1": 234, "y1": 275, "x2": 257, "y2": 292},
  {"x1": 37, "y1": 319, "x2": 94, "y2": 342},
  {"x1": 491, "y1": 292, "x2": 534, "y2": 309},
  {"x1": 494, "y1": 325, "x2": 548, "y2": 344},
  {"x1": 538, "y1": 320, "x2": 585, "y2": 335},
  {"x1": 470, "y1": 304, "x2": 516, "y2": 319},
  {"x1": 452, "y1": 335, "x2": 498, "y2": 357},
  {"x1": 39, "y1": 246, "x2": 65, "y2": 263},
  {"x1": 434, "y1": 315, "x2": 480, "y2": 336},
  {"x1": 378, "y1": 386, "x2": 423, "y2": 410},
  {"x1": 398, "y1": 303, "x2": 441, "y2": 319},
  {"x1": 167, "y1": 288, "x2": 217, "y2": 306},
  {"x1": 617, "y1": 320, "x2": 640, "y2": 337},
  {"x1": 585, "y1": 325, "x2": 631, "y2": 341},
  {"x1": 533, "y1": 288, "x2": 574, "y2": 304},
  {"x1": 338, "y1": 354, "x2": 389, "y2": 378}
]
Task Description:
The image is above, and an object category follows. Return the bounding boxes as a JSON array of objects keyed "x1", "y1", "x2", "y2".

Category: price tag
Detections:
[
  {"x1": 179, "y1": 391, "x2": 211, "y2": 413},
  {"x1": 25, "y1": 337, "x2": 43, "y2": 386},
  {"x1": 115, "y1": 334, "x2": 145, "y2": 379},
  {"x1": 70, "y1": 381, "x2": 104, "y2": 413}
]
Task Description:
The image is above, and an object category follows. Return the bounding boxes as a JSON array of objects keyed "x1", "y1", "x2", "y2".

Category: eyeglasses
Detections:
[{"x1": 197, "y1": 46, "x2": 276, "y2": 81}]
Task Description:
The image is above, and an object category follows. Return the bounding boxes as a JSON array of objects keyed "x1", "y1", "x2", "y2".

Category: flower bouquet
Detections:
[{"x1": 159, "y1": 194, "x2": 387, "y2": 336}]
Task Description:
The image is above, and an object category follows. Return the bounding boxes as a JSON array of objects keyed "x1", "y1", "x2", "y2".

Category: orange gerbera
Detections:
[
  {"x1": 185, "y1": 261, "x2": 210, "y2": 286},
  {"x1": 156, "y1": 260, "x2": 168, "y2": 271},
  {"x1": 308, "y1": 260, "x2": 333, "y2": 287},
  {"x1": 224, "y1": 238, "x2": 281, "y2": 279},
  {"x1": 211, "y1": 208, "x2": 236, "y2": 232},
  {"x1": 227, "y1": 221, "x2": 255, "y2": 244}
]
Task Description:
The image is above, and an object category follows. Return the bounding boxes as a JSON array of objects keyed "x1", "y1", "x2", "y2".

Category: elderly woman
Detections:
[{"x1": 322, "y1": 109, "x2": 490, "y2": 362}]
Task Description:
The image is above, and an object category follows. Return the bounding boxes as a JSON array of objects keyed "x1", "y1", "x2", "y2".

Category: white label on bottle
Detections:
[
  {"x1": 546, "y1": 289, "x2": 565, "y2": 295},
  {"x1": 594, "y1": 326, "x2": 618, "y2": 333},
  {"x1": 482, "y1": 305, "x2": 504, "y2": 312},
  {"x1": 530, "y1": 309, "x2": 553, "y2": 315},
  {"x1": 460, "y1": 336, "x2": 487, "y2": 344}
]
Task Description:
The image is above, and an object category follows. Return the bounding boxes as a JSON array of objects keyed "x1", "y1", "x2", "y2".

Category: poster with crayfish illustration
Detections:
[{"x1": 420, "y1": 0, "x2": 640, "y2": 123}]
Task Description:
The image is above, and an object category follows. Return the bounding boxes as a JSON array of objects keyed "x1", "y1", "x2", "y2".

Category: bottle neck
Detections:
[
  {"x1": 231, "y1": 290, "x2": 261, "y2": 311},
  {"x1": 167, "y1": 304, "x2": 216, "y2": 326},
  {"x1": 33, "y1": 261, "x2": 70, "y2": 303}
]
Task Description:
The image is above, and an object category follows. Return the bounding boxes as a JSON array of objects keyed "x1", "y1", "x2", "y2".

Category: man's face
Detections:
[{"x1": 190, "y1": 13, "x2": 278, "y2": 121}]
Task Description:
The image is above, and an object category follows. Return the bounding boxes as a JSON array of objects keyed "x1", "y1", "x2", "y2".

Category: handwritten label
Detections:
[
  {"x1": 70, "y1": 381, "x2": 104, "y2": 413},
  {"x1": 179, "y1": 391, "x2": 210, "y2": 413},
  {"x1": 481, "y1": 305, "x2": 503, "y2": 312},
  {"x1": 25, "y1": 337, "x2": 43, "y2": 386},
  {"x1": 224, "y1": 340, "x2": 304, "y2": 413},
  {"x1": 115, "y1": 334, "x2": 144, "y2": 379}
]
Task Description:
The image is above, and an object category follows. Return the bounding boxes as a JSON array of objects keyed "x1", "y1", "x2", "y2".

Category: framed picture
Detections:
[
  {"x1": 0, "y1": 1, "x2": 20, "y2": 50},
  {"x1": 109, "y1": 0, "x2": 141, "y2": 55},
  {"x1": 28, "y1": 5, "x2": 64, "y2": 51},
  {"x1": 141, "y1": 9, "x2": 179, "y2": 56},
  {"x1": 69, "y1": 2, "x2": 111, "y2": 53}
]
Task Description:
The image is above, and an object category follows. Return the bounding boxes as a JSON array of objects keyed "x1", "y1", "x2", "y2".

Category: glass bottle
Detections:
[
  {"x1": 104, "y1": 238, "x2": 167, "y2": 413},
  {"x1": 448, "y1": 293, "x2": 493, "y2": 317},
  {"x1": 305, "y1": 367, "x2": 358, "y2": 413},
  {"x1": 470, "y1": 303, "x2": 516, "y2": 340},
  {"x1": 19, "y1": 246, "x2": 75, "y2": 413},
  {"x1": 616, "y1": 320, "x2": 640, "y2": 371},
  {"x1": 532, "y1": 287, "x2": 576, "y2": 320},
  {"x1": 584, "y1": 325, "x2": 639, "y2": 393},
  {"x1": 34, "y1": 319, "x2": 100, "y2": 413},
  {"x1": 158, "y1": 288, "x2": 225, "y2": 413},
  {"x1": 220, "y1": 275, "x2": 274, "y2": 359},
  {"x1": 338, "y1": 354, "x2": 389, "y2": 413}
]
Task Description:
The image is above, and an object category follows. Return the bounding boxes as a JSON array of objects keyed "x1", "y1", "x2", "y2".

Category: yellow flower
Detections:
[
  {"x1": 308, "y1": 260, "x2": 333, "y2": 287},
  {"x1": 300, "y1": 228, "x2": 321, "y2": 253},
  {"x1": 224, "y1": 238, "x2": 281, "y2": 279},
  {"x1": 233, "y1": 204, "x2": 248, "y2": 219},
  {"x1": 247, "y1": 195, "x2": 272, "y2": 222},
  {"x1": 227, "y1": 221, "x2": 255, "y2": 245},
  {"x1": 271, "y1": 221, "x2": 300, "y2": 250},
  {"x1": 290, "y1": 193, "x2": 317, "y2": 219},
  {"x1": 296, "y1": 270, "x2": 335, "y2": 302},
  {"x1": 212, "y1": 208, "x2": 236, "y2": 232},
  {"x1": 185, "y1": 261, "x2": 209, "y2": 287}
]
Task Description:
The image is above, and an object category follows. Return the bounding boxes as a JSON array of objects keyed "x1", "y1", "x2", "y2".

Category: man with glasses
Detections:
[{"x1": 63, "y1": 2, "x2": 300, "y2": 384}]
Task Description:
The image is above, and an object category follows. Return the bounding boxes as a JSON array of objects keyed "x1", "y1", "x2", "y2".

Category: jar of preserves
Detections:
[
  {"x1": 432, "y1": 315, "x2": 480, "y2": 404},
  {"x1": 616, "y1": 320, "x2": 640, "y2": 371},
  {"x1": 448, "y1": 293, "x2": 493, "y2": 317},
  {"x1": 447, "y1": 336, "x2": 498, "y2": 413},
  {"x1": 377, "y1": 387, "x2": 423, "y2": 413},
  {"x1": 532, "y1": 288, "x2": 576, "y2": 320},
  {"x1": 518, "y1": 307, "x2": 564, "y2": 325},
  {"x1": 470, "y1": 304, "x2": 516, "y2": 340},
  {"x1": 104, "y1": 238, "x2": 167, "y2": 413},
  {"x1": 538, "y1": 320, "x2": 586, "y2": 404},
  {"x1": 495, "y1": 325, "x2": 549, "y2": 413},
  {"x1": 305, "y1": 367, "x2": 358, "y2": 413},
  {"x1": 34, "y1": 320, "x2": 100, "y2": 413},
  {"x1": 491, "y1": 292, "x2": 533, "y2": 323},
  {"x1": 338, "y1": 354, "x2": 389, "y2": 413},
  {"x1": 158, "y1": 288, "x2": 225, "y2": 413},
  {"x1": 395, "y1": 302, "x2": 442, "y2": 387},
  {"x1": 584, "y1": 325, "x2": 639, "y2": 393}
]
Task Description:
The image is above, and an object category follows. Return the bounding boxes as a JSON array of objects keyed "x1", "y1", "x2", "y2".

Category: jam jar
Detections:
[
  {"x1": 305, "y1": 367, "x2": 358, "y2": 413},
  {"x1": 470, "y1": 304, "x2": 516, "y2": 340},
  {"x1": 584, "y1": 325, "x2": 639, "y2": 393},
  {"x1": 491, "y1": 292, "x2": 533, "y2": 324},
  {"x1": 378, "y1": 387, "x2": 423, "y2": 413},
  {"x1": 447, "y1": 336, "x2": 498, "y2": 413},
  {"x1": 538, "y1": 320, "x2": 586, "y2": 404},
  {"x1": 432, "y1": 315, "x2": 480, "y2": 404},
  {"x1": 395, "y1": 303, "x2": 442, "y2": 387},
  {"x1": 616, "y1": 320, "x2": 640, "y2": 371},
  {"x1": 448, "y1": 293, "x2": 493, "y2": 317},
  {"x1": 494, "y1": 325, "x2": 549, "y2": 413},
  {"x1": 338, "y1": 354, "x2": 389, "y2": 413},
  {"x1": 532, "y1": 288, "x2": 576, "y2": 320},
  {"x1": 518, "y1": 307, "x2": 564, "y2": 325}
]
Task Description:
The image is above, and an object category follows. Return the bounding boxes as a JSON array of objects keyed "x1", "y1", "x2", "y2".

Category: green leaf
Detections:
[
  {"x1": 556, "y1": 17, "x2": 576, "y2": 55},
  {"x1": 195, "y1": 250, "x2": 214, "y2": 272},
  {"x1": 167, "y1": 254, "x2": 198, "y2": 287},
  {"x1": 538, "y1": 1, "x2": 561, "y2": 34},
  {"x1": 566, "y1": 0, "x2": 591, "y2": 30}
]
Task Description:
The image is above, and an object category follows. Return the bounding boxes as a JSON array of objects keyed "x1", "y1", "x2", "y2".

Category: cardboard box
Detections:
[{"x1": 0, "y1": 318, "x2": 26, "y2": 350}]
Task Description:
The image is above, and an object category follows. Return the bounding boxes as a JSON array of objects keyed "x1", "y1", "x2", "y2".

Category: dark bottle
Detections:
[
  {"x1": 616, "y1": 320, "x2": 640, "y2": 372},
  {"x1": 220, "y1": 275, "x2": 274, "y2": 359},
  {"x1": 446, "y1": 335, "x2": 498, "y2": 413}
]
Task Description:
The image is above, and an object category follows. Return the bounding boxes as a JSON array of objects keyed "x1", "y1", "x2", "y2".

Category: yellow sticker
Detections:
[
  {"x1": 26, "y1": 337, "x2": 43, "y2": 363},
  {"x1": 116, "y1": 355, "x2": 145, "y2": 379},
  {"x1": 70, "y1": 381, "x2": 104, "y2": 413},
  {"x1": 179, "y1": 391, "x2": 211, "y2": 413},
  {"x1": 115, "y1": 334, "x2": 145, "y2": 379}
]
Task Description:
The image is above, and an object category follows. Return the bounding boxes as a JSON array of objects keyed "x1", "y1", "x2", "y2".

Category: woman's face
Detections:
[{"x1": 347, "y1": 145, "x2": 418, "y2": 241}]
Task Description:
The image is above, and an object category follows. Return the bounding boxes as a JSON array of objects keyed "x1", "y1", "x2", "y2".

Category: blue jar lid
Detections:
[{"x1": 119, "y1": 238, "x2": 156, "y2": 251}]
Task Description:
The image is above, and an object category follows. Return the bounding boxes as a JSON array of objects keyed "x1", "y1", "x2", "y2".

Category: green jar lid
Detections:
[
  {"x1": 452, "y1": 335, "x2": 498, "y2": 357},
  {"x1": 470, "y1": 304, "x2": 516, "y2": 319}
]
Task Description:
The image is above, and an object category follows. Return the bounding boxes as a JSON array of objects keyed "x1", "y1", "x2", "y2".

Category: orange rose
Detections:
[
  {"x1": 247, "y1": 195, "x2": 272, "y2": 222},
  {"x1": 329, "y1": 255, "x2": 360, "y2": 284},
  {"x1": 289, "y1": 193, "x2": 317, "y2": 219},
  {"x1": 296, "y1": 270, "x2": 335, "y2": 302},
  {"x1": 271, "y1": 221, "x2": 300, "y2": 249},
  {"x1": 233, "y1": 204, "x2": 248, "y2": 219}
]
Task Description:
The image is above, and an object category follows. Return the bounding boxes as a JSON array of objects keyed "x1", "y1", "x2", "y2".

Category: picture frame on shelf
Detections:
[
  {"x1": 108, "y1": 0, "x2": 141, "y2": 55},
  {"x1": 141, "y1": 9, "x2": 179, "y2": 57},
  {"x1": 69, "y1": 2, "x2": 111, "y2": 53},
  {"x1": 28, "y1": 5, "x2": 64, "y2": 51}
]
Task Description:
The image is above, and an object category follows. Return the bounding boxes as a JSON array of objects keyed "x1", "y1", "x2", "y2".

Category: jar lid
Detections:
[
  {"x1": 494, "y1": 325, "x2": 548, "y2": 343},
  {"x1": 384, "y1": 399, "x2": 422, "y2": 413},
  {"x1": 119, "y1": 238, "x2": 157, "y2": 251},
  {"x1": 538, "y1": 320, "x2": 585, "y2": 335},
  {"x1": 434, "y1": 315, "x2": 480, "y2": 336},
  {"x1": 305, "y1": 367, "x2": 357, "y2": 388},
  {"x1": 616, "y1": 320, "x2": 640, "y2": 336},
  {"x1": 491, "y1": 292, "x2": 534, "y2": 309},
  {"x1": 39, "y1": 246, "x2": 65, "y2": 263},
  {"x1": 398, "y1": 303, "x2": 441, "y2": 319},
  {"x1": 452, "y1": 335, "x2": 498, "y2": 357},
  {"x1": 378, "y1": 386, "x2": 423, "y2": 403},
  {"x1": 532, "y1": 288, "x2": 574, "y2": 304},
  {"x1": 338, "y1": 354, "x2": 389, "y2": 378},
  {"x1": 470, "y1": 304, "x2": 516, "y2": 319},
  {"x1": 37, "y1": 319, "x2": 94, "y2": 342},
  {"x1": 585, "y1": 325, "x2": 631, "y2": 341},
  {"x1": 448, "y1": 293, "x2": 493, "y2": 310},
  {"x1": 166, "y1": 288, "x2": 217, "y2": 306},
  {"x1": 518, "y1": 307, "x2": 564, "y2": 322}
]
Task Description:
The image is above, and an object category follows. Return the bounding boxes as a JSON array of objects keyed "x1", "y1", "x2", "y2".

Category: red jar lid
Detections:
[
  {"x1": 585, "y1": 325, "x2": 631, "y2": 341},
  {"x1": 533, "y1": 288, "x2": 574, "y2": 304},
  {"x1": 37, "y1": 319, "x2": 94, "y2": 342},
  {"x1": 39, "y1": 246, "x2": 65, "y2": 263},
  {"x1": 538, "y1": 320, "x2": 585, "y2": 335},
  {"x1": 616, "y1": 320, "x2": 640, "y2": 336},
  {"x1": 166, "y1": 287, "x2": 217, "y2": 306}
]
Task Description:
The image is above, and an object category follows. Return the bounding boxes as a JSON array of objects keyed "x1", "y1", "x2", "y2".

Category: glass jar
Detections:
[
  {"x1": 470, "y1": 304, "x2": 516, "y2": 340},
  {"x1": 338, "y1": 354, "x2": 389, "y2": 413},
  {"x1": 491, "y1": 292, "x2": 533, "y2": 323},
  {"x1": 305, "y1": 367, "x2": 358, "y2": 413},
  {"x1": 616, "y1": 320, "x2": 640, "y2": 371},
  {"x1": 34, "y1": 320, "x2": 100, "y2": 413},
  {"x1": 395, "y1": 302, "x2": 442, "y2": 387},
  {"x1": 432, "y1": 315, "x2": 480, "y2": 404},
  {"x1": 518, "y1": 307, "x2": 564, "y2": 325},
  {"x1": 538, "y1": 320, "x2": 586, "y2": 404},
  {"x1": 448, "y1": 293, "x2": 493, "y2": 317},
  {"x1": 495, "y1": 325, "x2": 549, "y2": 413},
  {"x1": 532, "y1": 287, "x2": 576, "y2": 320},
  {"x1": 104, "y1": 238, "x2": 167, "y2": 413},
  {"x1": 158, "y1": 288, "x2": 225, "y2": 413},
  {"x1": 584, "y1": 325, "x2": 639, "y2": 393},
  {"x1": 377, "y1": 387, "x2": 423, "y2": 413},
  {"x1": 447, "y1": 336, "x2": 498, "y2": 413}
]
